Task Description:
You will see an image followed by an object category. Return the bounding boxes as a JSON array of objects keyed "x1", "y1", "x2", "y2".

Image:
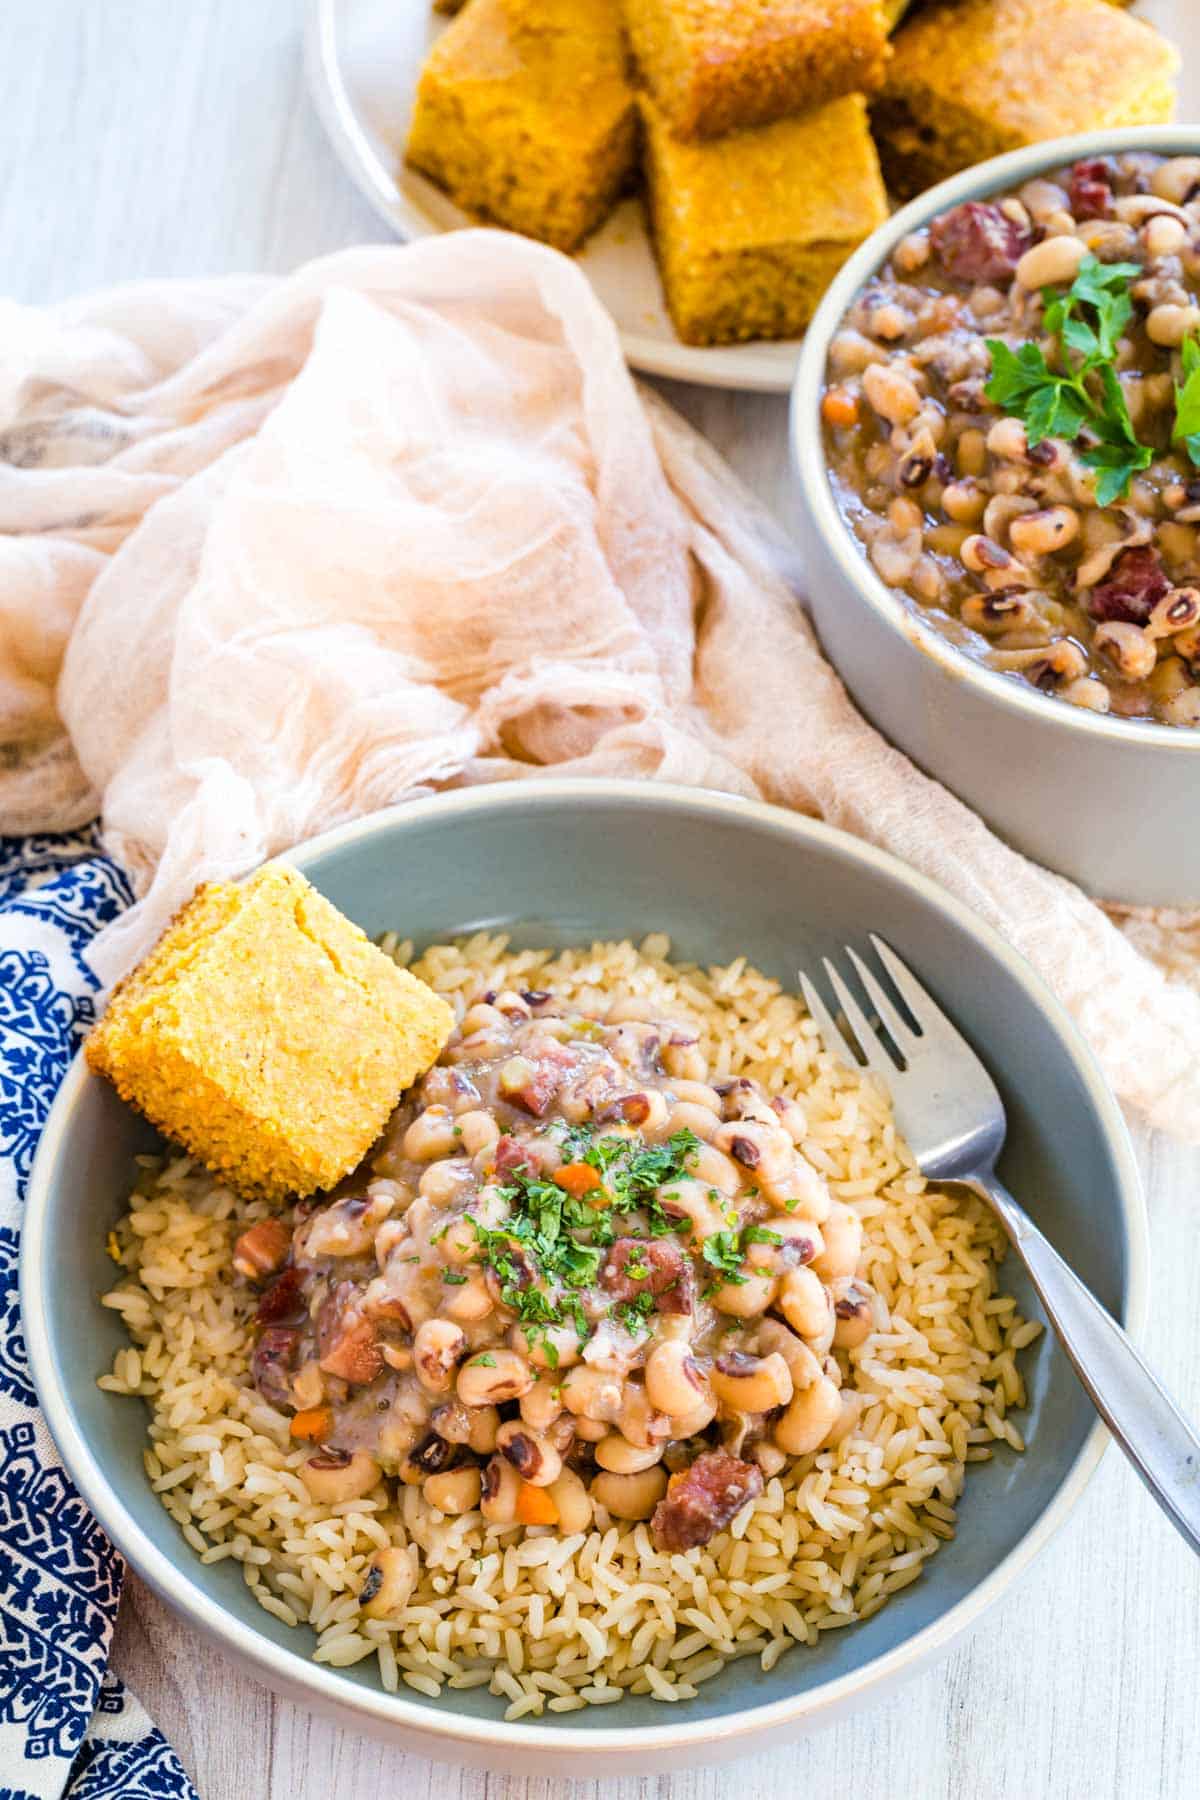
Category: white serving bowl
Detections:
[{"x1": 792, "y1": 128, "x2": 1200, "y2": 908}]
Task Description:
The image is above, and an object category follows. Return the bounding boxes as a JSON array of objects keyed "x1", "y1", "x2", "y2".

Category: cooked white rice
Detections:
[{"x1": 101, "y1": 933, "x2": 1041, "y2": 1717}]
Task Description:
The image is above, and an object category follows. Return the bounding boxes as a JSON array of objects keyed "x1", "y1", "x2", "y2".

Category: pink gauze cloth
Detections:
[{"x1": 3, "y1": 232, "x2": 1200, "y2": 1139}]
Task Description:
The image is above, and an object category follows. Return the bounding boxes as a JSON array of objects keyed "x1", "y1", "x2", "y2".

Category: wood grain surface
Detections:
[{"x1": 6, "y1": 4, "x2": 1198, "y2": 1795}]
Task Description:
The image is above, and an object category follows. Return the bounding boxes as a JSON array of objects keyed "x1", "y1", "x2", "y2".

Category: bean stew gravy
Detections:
[
  {"x1": 822, "y1": 153, "x2": 1200, "y2": 727},
  {"x1": 238, "y1": 986, "x2": 868, "y2": 1553}
]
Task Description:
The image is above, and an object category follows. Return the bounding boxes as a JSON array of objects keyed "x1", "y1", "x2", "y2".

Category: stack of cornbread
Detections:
[{"x1": 405, "y1": 0, "x2": 1180, "y2": 349}]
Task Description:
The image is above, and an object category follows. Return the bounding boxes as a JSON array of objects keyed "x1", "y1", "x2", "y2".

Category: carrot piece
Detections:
[
  {"x1": 290, "y1": 1407, "x2": 334, "y2": 1443},
  {"x1": 516, "y1": 1481, "x2": 560, "y2": 1526},
  {"x1": 553, "y1": 1162, "x2": 602, "y2": 1197},
  {"x1": 821, "y1": 387, "x2": 860, "y2": 429}
]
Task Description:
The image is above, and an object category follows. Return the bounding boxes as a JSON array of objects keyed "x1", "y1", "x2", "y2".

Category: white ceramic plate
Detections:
[
  {"x1": 303, "y1": 0, "x2": 802, "y2": 392},
  {"x1": 305, "y1": 1, "x2": 1196, "y2": 396}
]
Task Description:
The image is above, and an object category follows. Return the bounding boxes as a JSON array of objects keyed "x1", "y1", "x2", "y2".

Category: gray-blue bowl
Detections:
[{"x1": 22, "y1": 781, "x2": 1146, "y2": 1773}]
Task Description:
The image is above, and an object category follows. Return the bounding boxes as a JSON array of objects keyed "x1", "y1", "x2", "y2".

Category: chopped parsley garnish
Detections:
[
  {"x1": 742, "y1": 1224, "x2": 783, "y2": 1248},
  {"x1": 441, "y1": 1269, "x2": 469, "y2": 1284},
  {"x1": 463, "y1": 1125, "x2": 703, "y2": 1338},
  {"x1": 698, "y1": 1220, "x2": 783, "y2": 1294},
  {"x1": 523, "y1": 1322, "x2": 560, "y2": 1368},
  {"x1": 701, "y1": 1229, "x2": 748, "y2": 1285},
  {"x1": 985, "y1": 255, "x2": 1153, "y2": 504},
  {"x1": 471, "y1": 1353, "x2": 496, "y2": 1368},
  {"x1": 616, "y1": 1291, "x2": 656, "y2": 1335}
]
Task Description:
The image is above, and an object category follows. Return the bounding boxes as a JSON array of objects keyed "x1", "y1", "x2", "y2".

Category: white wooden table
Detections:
[{"x1": 7, "y1": 4, "x2": 1200, "y2": 1796}]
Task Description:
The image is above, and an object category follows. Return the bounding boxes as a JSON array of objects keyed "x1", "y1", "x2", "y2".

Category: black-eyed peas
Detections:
[
  {"x1": 403, "y1": 1105, "x2": 460, "y2": 1161},
  {"x1": 423, "y1": 1464, "x2": 482, "y2": 1514},
  {"x1": 831, "y1": 1279, "x2": 878, "y2": 1350},
  {"x1": 545, "y1": 1468, "x2": 593, "y2": 1533},
  {"x1": 241, "y1": 988, "x2": 878, "y2": 1557},
  {"x1": 417, "y1": 1158, "x2": 474, "y2": 1206},
  {"x1": 593, "y1": 1432, "x2": 664, "y2": 1474},
  {"x1": 812, "y1": 1205, "x2": 864, "y2": 1283},
  {"x1": 589, "y1": 1465, "x2": 668, "y2": 1521},
  {"x1": 412, "y1": 1319, "x2": 467, "y2": 1393},
  {"x1": 1095, "y1": 619, "x2": 1159, "y2": 681},
  {"x1": 1008, "y1": 506, "x2": 1079, "y2": 559},
  {"x1": 299, "y1": 1448, "x2": 381, "y2": 1504},
  {"x1": 430, "y1": 1399, "x2": 501, "y2": 1454},
  {"x1": 358, "y1": 1546, "x2": 416, "y2": 1618},
  {"x1": 777, "y1": 1265, "x2": 833, "y2": 1343},
  {"x1": 710, "y1": 1350, "x2": 793, "y2": 1413},
  {"x1": 561, "y1": 1364, "x2": 623, "y2": 1424},
  {"x1": 774, "y1": 1374, "x2": 843, "y2": 1457},
  {"x1": 496, "y1": 1419, "x2": 562, "y2": 1486},
  {"x1": 480, "y1": 1454, "x2": 523, "y2": 1525},
  {"x1": 824, "y1": 152, "x2": 1200, "y2": 724},
  {"x1": 457, "y1": 1347, "x2": 534, "y2": 1407},
  {"x1": 644, "y1": 1339, "x2": 707, "y2": 1416}
]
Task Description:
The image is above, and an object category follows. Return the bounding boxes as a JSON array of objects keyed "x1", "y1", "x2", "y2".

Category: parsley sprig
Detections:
[
  {"x1": 985, "y1": 255, "x2": 1152, "y2": 506},
  {"x1": 1173, "y1": 332, "x2": 1200, "y2": 468}
]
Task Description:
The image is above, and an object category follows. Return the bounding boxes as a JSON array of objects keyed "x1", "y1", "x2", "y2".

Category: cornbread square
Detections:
[
  {"x1": 406, "y1": 0, "x2": 637, "y2": 253},
  {"x1": 874, "y1": 0, "x2": 1179, "y2": 198},
  {"x1": 640, "y1": 92, "x2": 888, "y2": 347},
  {"x1": 621, "y1": 0, "x2": 890, "y2": 141},
  {"x1": 86, "y1": 863, "x2": 454, "y2": 1202}
]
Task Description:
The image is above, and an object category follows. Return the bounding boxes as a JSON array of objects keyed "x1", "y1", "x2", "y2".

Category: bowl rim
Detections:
[
  {"x1": 22, "y1": 778, "x2": 1149, "y2": 1754},
  {"x1": 791, "y1": 124, "x2": 1200, "y2": 756}
]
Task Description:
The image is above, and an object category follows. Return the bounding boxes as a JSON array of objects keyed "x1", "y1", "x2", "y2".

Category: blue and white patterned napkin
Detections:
[{"x1": 1, "y1": 831, "x2": 197, "y2": 1800}]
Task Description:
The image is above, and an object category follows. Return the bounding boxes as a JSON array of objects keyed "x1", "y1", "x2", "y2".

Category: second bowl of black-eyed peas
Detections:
[{"x1": 792, "y1": 127, "x2": 1200, "y2": 907}]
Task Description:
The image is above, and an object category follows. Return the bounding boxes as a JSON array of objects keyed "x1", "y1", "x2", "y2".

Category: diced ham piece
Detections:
[
  {"x1": 255, "y1": 1264, "x2": 306, "y2": 1326},
  {"x1": 595, "y1": 1092, "x2": 653, "y2": 1126},
  {"x1": 316, "y1": 1281, "x2": 384, "y2": 1384},
  {"x1": 498, "y1": 1043, "x2": 578, "y2": 1117},
  {"x1": 651, "y1": 1451, "x2": 765, "y2": 1552},
  {"x1": 600, "y1": 1238, "x2": 693, "y2": 1314},
  {"x1": 1069, "y1": 158, "x2": 1113, "y2": 221},
  {"x1": 250, "y1": 1326, "x2": 298, "y2": 1410},
  {"x1": 1087, "y1": 546, "x2": 1170, "y2": 624},
  {"x1": 929, "y1": 202, "x2": 1031, "y2": 284},
  {"x1": 233, "y1": 1217, "x2": 292, "y2": 1281},
  {"x1": 493, "y1": 1134, "x2": 531, "y2": 1180}
]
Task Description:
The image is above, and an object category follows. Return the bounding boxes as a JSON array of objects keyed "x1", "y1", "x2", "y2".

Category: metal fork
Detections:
[{"x1": 800, "y1": 936, "x2": 1200, "y2": 1557}]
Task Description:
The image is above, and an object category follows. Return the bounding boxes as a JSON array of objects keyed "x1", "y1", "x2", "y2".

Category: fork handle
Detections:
[{"x1": 961, "y1": 1173, "x2": 1200, "y2": 1558}]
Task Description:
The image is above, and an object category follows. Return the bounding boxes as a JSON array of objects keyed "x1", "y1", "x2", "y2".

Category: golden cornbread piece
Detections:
[
  {"x1": 874, "y1": 0, "x2": 1179, "y2": 198},
  {"x1": 406, "y1": 0, "x2": 637, "y2": 253},
  {"x1": 621, "y1": 0, "x2": 889, "y2": 141},
  {"x1": 86, "y1": 863, "x2": 454, "y2": 1202},
  {"x1": 640, "y1": 92, "x2": 888, "y2": 348}
]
